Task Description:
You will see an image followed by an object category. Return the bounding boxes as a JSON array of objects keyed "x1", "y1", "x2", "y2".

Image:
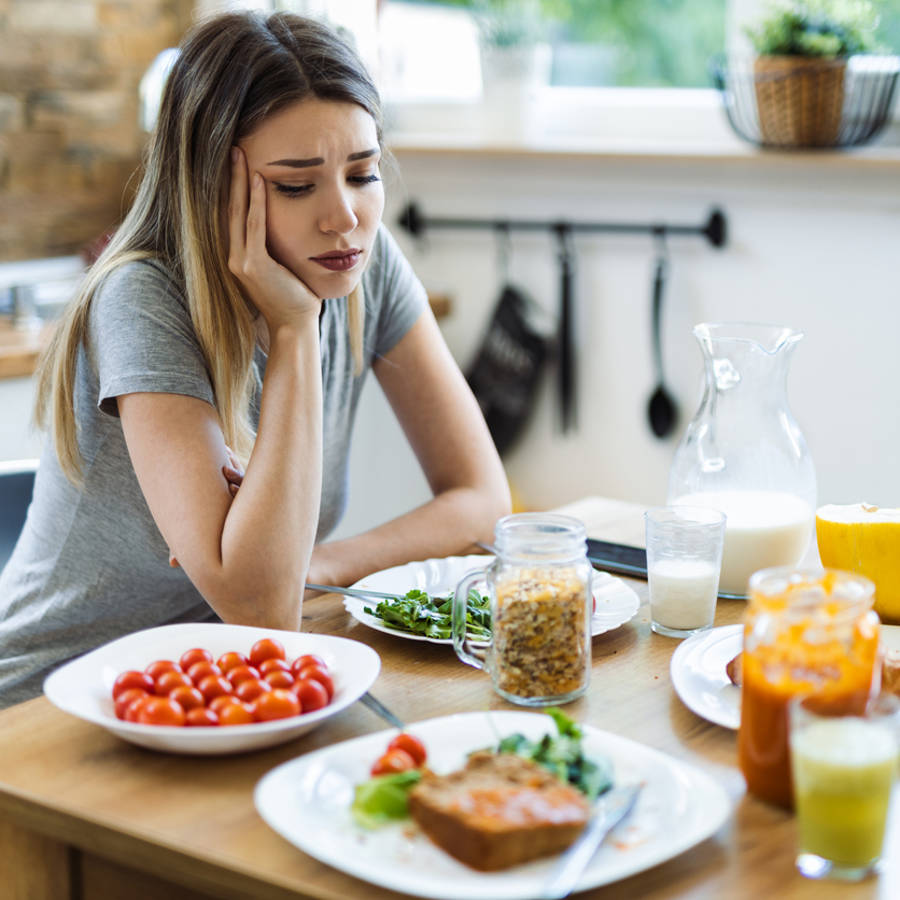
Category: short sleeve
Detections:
[
  {"x1": 365, "y1": 225, "x2": 428, "y2": 358},
  {"x1": 87, "y1": 261, "x2": 215, "y2": 417}
]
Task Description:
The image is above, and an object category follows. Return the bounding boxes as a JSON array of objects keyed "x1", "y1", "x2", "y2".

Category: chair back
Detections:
[{"x1": 0, "y1": 459, "x2": 38, "y2": 571}]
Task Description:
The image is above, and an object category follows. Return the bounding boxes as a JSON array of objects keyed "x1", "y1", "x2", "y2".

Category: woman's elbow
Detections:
[{"x1": 194, "y1": 571, "x2": 304, "y2": 631}]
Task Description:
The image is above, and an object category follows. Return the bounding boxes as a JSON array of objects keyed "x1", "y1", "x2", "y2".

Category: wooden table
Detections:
[{"x1": 0, "y1": 497, "x2": 897, "y2": 900}]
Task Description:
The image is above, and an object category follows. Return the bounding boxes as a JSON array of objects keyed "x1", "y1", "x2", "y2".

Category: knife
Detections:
[
  {"x1": 359, "y1": 691, "x2": 406, "y2": 730},
  {"x1": 539, "y1": 783, "x2": 642, "y2": 900}
]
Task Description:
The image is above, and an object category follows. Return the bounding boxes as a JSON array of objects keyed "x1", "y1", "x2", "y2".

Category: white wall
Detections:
[
  {"x1": 333, "y1": 149, "x2": 900, "y2": 539},
  {"x1": 3, "y1": 151, "x2": 898, "y2": 542}
]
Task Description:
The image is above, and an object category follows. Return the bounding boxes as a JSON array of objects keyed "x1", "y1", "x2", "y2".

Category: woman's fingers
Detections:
[
  {"x1": 225, "y1": 445, "x2": 244, "y2": 475},
  {"x1": 227, "y1": 147, "x2": 248, "y2": 270},
  {"x1": 245, "y1": 171, "x2": 268, "y2": 264}
]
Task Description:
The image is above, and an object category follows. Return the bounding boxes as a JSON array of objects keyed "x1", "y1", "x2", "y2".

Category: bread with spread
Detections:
[{"x1": 408, "y1": 751, "x2": 590, "y2": 871}]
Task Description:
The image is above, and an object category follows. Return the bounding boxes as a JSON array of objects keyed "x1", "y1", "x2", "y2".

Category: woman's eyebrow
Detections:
[{"x1": 266, "y1": 148, "x2": 379, "y2": 167}]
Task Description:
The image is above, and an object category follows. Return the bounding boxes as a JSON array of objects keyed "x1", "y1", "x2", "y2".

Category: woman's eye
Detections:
[
  {"x1": 273, "y1": 183, "x2": 313, "y2": 197},
  {"x1": 348, "y1": 173, "x2": 380, "y2": 185}
]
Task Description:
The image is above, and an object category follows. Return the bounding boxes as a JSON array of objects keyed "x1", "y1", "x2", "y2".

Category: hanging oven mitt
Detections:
[{"x1": 465, "y1": 284, "x2": 550, "y2": 456}]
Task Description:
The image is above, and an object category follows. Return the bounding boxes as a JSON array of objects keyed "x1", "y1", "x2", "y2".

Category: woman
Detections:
[{"x1": 0, "y1": 11, "x2": 509, "y2": 707}]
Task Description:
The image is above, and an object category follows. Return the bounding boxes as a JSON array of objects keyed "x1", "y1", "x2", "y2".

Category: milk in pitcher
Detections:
[{"x1": 670, "y1": 490, "x2": 813, "y2": 595}]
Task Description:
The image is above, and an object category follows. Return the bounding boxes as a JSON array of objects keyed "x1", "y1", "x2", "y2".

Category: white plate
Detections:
[
  {"x1": 255, "y1": 710, "x2": 731, "y2": 900},
  {"x1": 343, "y1": 555, "x2": 640, "y2": 645},
  {"x1": 671, "y1": 624, "x2": 900, "y2": 731},
  {"x1": 670, "y1": 625, "x2": 742, "y2": 730},
  {"x1": 43, "y1": 623, "x2": 380, "y2": 755}
]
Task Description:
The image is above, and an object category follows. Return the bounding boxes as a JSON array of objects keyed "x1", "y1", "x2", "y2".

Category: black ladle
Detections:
[{"x1": 647, "y1": 240, "x2": 677, "y2": 438}]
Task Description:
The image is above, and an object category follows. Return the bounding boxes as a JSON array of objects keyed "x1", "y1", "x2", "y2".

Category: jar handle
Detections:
[{"x1": 452, "y1": 568, "x2": 489, "y2": 670}]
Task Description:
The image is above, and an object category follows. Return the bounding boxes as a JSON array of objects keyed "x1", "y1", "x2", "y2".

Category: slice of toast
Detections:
[{"x1": 408, "y1": 751, "x2": 590, "y2": 871}]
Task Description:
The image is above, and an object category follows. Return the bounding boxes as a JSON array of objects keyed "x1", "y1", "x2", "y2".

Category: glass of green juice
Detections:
[{"x1": 789, "y1": 692, "x2": 900, "y2": 881}]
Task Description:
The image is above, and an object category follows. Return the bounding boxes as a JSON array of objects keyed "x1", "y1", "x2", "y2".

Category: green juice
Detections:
[{"x1": 791, "y1": 718, "x2": 898, "y2": 867}]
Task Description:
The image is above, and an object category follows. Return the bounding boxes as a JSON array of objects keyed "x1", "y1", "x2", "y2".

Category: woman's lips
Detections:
[{"x1": 311, "y1": 250, "x2": 361, "y2": 272}]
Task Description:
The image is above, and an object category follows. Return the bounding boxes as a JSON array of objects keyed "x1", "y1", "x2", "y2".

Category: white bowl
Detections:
[{"x1": 43, "y1": 623, "x2": 380, "y2": 755}]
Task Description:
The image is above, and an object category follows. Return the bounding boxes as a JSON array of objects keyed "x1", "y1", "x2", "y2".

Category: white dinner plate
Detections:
[
  {"x1": 255, "y1": 710, "x2": 731, "y2": 900},
  {"x1": 670, "y1": 625, "x2": 742, "y2": 730},
  {"x1": 343, "y1": 555, "x2": 640, "y2": 645},
  {"x1": 43, "y1": 623, "x2": 380, "y2": 755},
  {"x1": 671, "y1": 624, "x2": 900, "y2": 731}
]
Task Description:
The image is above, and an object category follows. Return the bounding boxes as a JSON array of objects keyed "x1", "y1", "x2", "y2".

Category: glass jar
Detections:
[
  {"x1": 452, "y1": 513, "x2": 592, "y2": 706},
  {"x1": 738, "y1": 567, "x2": 880, "y2": 809},
  {"x1": 667, "y1": 323, "x2": 817, "y2": 596}
]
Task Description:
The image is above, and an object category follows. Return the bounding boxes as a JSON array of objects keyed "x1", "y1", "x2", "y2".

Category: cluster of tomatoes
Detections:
[
  {"x1": 370, "y1": 731, "x2": 428, "y2": 776},
  {"x1": 111, "y1": 638, "x2": 335, "y2": 727}
]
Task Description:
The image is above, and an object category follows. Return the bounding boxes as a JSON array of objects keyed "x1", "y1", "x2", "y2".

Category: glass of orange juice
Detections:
[
  {"x1": 790, "y1": 692, "x2": 900, "y2": 880},
  {"x1": 738, "y1": 568, "x2": 880, "y2": 809}
]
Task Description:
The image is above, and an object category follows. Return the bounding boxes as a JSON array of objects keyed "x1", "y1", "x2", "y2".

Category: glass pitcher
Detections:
[{"x1": 667, "y1": 323, "x2": 816, "y2": 596}]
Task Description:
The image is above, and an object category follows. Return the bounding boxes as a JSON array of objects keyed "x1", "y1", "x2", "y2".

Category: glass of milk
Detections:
[
  {"x1": 790, "y1": 692, "x2": 900, "y2": 881},
  {"x1": 644, "y1": 506, "x2": 726, "y2": 638}
]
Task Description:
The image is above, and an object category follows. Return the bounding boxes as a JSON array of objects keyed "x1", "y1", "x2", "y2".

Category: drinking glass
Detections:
[
  {"x1": 790, "y1": 692, "x2": 900, "y2": 881},
  {"x1": 644, "y1": 506, "x2": 726, "y2": 638}
]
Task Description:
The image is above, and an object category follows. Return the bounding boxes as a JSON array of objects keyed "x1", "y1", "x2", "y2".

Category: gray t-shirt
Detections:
[{"x1": 0, "y1": 225, "x2": 426, "y2": 707}]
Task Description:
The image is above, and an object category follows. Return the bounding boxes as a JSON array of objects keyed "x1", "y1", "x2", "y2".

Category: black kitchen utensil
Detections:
[
  {"x1": 647, "y1": 234, "x2": 677, "y2": 438},
  {"x1": 556, "y1": 224, "x2": 576, "y2": 433}
]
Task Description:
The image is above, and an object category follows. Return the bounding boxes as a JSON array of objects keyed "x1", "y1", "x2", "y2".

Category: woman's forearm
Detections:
[
  {"x1": 215, "y1": 321, "x2": 323, "y2": 627},
  {"x1": 310, "y1": 479, "x2": 511, "y2": 589}
]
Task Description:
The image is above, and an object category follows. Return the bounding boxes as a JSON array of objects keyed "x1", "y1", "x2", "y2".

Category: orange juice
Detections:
[{"x1": 737, "y1": 568, "x2": 880, "y2": 809}]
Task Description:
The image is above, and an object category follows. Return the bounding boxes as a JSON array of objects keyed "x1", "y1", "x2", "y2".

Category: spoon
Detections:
[{"x1": 647, "y1": 244, "x2": 677, "y2": 439}]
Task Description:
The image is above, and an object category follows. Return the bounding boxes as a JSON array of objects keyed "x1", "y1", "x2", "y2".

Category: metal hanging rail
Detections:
[
  {"x1": 397, "y1": 203, "x2": 728, "y2": 248},
  {"x1": 397, "y1": 202, "x2": 728, "y2": 438}
]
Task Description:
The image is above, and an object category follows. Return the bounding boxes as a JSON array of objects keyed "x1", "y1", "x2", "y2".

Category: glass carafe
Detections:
[{"x1": 667, "y1": 323, "x2": 817, "y2": 596}]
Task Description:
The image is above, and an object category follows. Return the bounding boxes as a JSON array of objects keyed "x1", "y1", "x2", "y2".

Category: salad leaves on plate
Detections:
[
  {"x1": 490, "y1": 708, "x2": 614, "y2": 801},
  {"x1": 364, "y1": 588, "x2": 490, "y2": 641},
  {"x1": 352, "y1": 769, "x2": 423, "y2": 829}
]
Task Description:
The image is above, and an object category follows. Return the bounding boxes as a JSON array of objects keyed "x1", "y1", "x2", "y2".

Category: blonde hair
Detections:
[{"x1": 35, "y1": 11, "x2": 382, "y2": 484}]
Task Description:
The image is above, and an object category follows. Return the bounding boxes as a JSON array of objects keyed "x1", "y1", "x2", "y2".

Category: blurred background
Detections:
[{"x1": 1, "y1": 0, "x2": 899, "y2": 537}]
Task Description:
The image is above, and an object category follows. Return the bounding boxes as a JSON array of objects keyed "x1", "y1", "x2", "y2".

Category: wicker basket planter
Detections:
[{"x1": 753, "y1": 55, "x2": 847, "y2": 147}]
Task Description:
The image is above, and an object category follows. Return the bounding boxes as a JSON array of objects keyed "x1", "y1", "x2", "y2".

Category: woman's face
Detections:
[{"x1": 238, "y1": 97, "x2": 384, "y2": 300}]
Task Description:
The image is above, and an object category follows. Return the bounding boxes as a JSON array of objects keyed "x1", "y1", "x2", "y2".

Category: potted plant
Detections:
[
  {"x1": 472, "y1": 0, "x2": 553, "y2": 139},
  {"x1": 745, "y1": 0, "x2": 879, "y2": 146}
]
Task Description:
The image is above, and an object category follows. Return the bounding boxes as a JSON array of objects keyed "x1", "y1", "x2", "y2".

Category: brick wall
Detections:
[{"x1": 0, "y1": 0, "x2": 194, "y2": 260}]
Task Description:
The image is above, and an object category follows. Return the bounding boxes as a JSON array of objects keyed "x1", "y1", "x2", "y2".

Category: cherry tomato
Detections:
[
  {"x1": 219, "y1": 702, "x2": 255, "y2": 726},
  {"x1": 292, "y1": 678, "x2": 329, "y2": 713},
  {"x1": 114, "y1": 687, "x2": 149, "y2": 720},
  {"x1": 370, "y1": 748, "x2": 416, "y2": 776},
  {"x1": 290, "y1": 654, "x2": 326, "y2": 677},
  {"x1": 186, "y1": 707, "x2": 219, "y2": 727},
  {"x1": 179, "y1": 647, "x2": 213, "y2": 671},
  {"x1": 187, "y1": 660, "x2": 222, "y2": 683},
  {"x1": 263, "y1": 670, "x2": 294, "y2": 690},
  {"x1": 144, "y1": 659, "x2": 181, "y2": 681},
  {"x1": 155, "y1": 669, "x2": 193, "y2": 696},
  {"x1": 112, "y1": 670, "x2": 154, "y2": 701},
  {"x1": 298, "y1": 665, "x2": 334, "y2": 700},
  {"x1": 249, "y1": 638, "x2": 286, "y2": 669},
  {"x1": 254, "y1": 689, "x2": 300, "y2": 721},
  {"x1": 225, "y1": 664, "x2": 261, "y2": 687},
  {"x1": 209, "y1": 694, "x2": 243, "y2": 715},
  {"x1": 216, "y1": 651, "x2": 249, "y2": 674},
  {"x1": 387, "y1": 733, "x2": 427, "y2": 767},
  {"x1": 197, "y1": 674, "x2": 233, "y2": 703},
  {"x1": 137, "y1": 696, "x2": 186, "y2": 726},
  {"x1": 235, "y1": 678, "x2": 269, "y2": 703},
  {"x1": 124, "y1": 693, "x2": 151, "y2": 722},
  {"x1": 168, "y1": 684, "x2": 205, "y2": 712},
  {"x1": 259, "y1": 658, "x2": 291, "y2": 676}
]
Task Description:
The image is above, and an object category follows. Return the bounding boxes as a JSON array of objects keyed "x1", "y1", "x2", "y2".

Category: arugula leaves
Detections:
[
  {"x1": 493, "y1": 708, "x2": 614, "y2": 802},
  {"x1": 364, "y1": 588, "x2": 491, "y2": 641}
]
